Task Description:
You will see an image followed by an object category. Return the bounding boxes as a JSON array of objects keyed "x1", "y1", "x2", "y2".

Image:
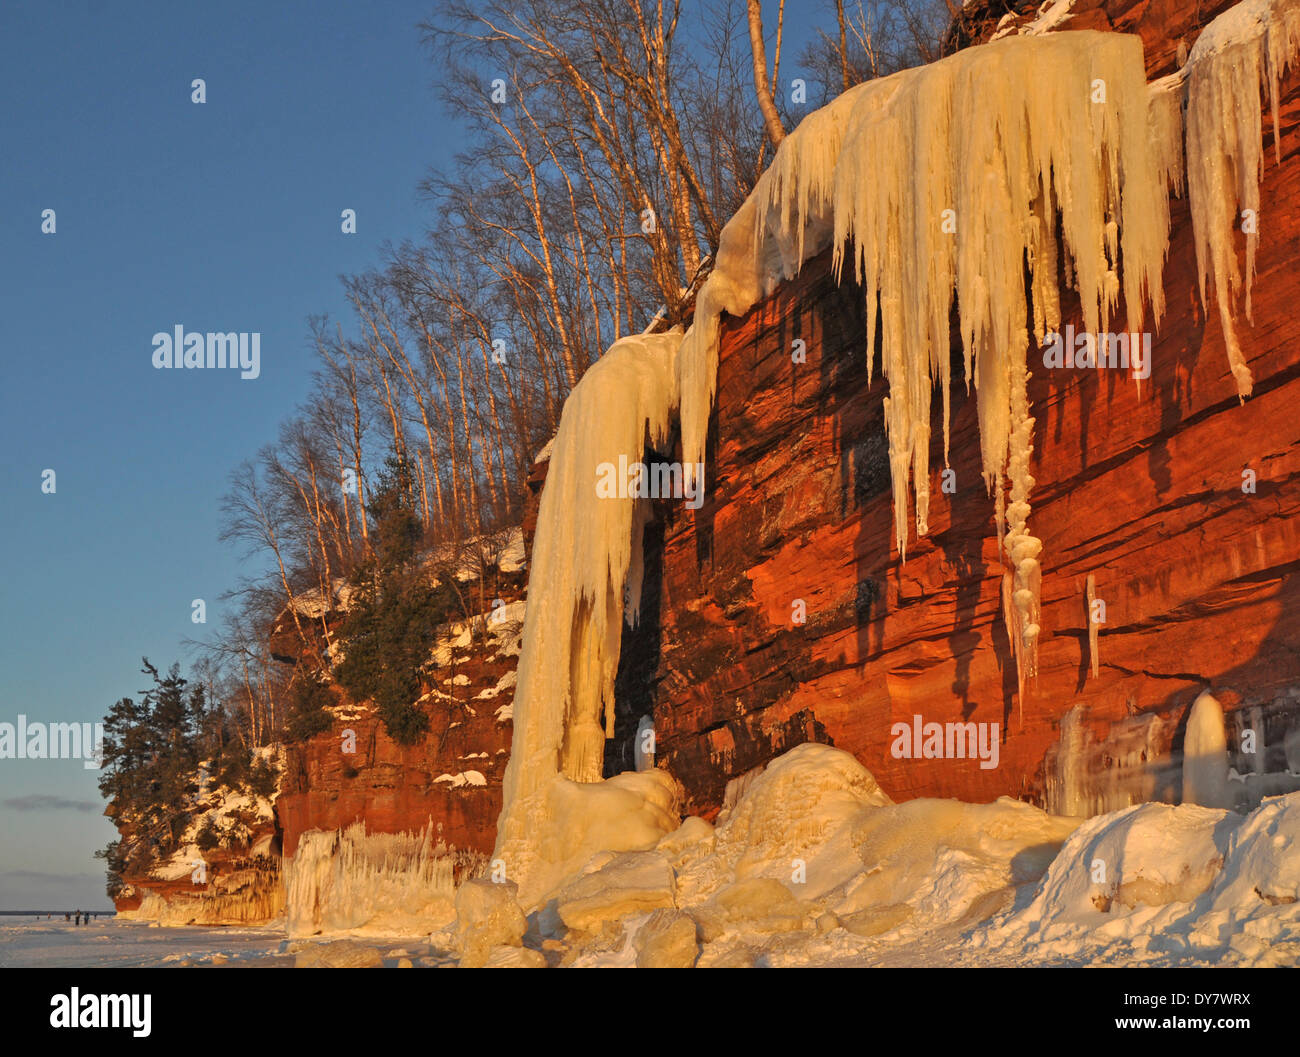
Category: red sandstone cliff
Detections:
[
  {"x1": 275, "y1": 571, "x2": 525, "y2": 861},
  {"x1": 271, "y1": 0, "x2": 1300, "y2": 873},
  {"x1": 627, "y1": 0, "x2": 1300, "y2": 817}
]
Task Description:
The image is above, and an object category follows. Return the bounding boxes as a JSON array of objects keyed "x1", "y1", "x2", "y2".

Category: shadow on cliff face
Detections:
[
  {"x1": 1144, "y1": 189, "x2": 1206, "y2": 502},
  {"x1": 1056, "y1": 560, "x2": 1300, "y2": 814},
  {"x1": 825, "y1": 269, "x2": 1020, "y2": 731},
  {"x1": 607, "y1": 505, "x2": 666, "y2": 777},
  {"x1": 820, "y1": 274, "x2": 891, "y2": 672}
]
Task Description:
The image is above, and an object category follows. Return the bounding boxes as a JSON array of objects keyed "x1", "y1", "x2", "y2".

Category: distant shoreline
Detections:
[{"x1": 0, "y1": 910, "x2": 115, "y2": 917}]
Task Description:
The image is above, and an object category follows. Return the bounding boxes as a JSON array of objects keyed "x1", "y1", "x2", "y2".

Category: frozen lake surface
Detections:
[{"x1": 0, "y1": 916, "x2": 290, "y2": 968}]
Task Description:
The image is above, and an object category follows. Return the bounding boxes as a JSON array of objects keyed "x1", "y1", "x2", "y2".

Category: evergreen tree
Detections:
[{"x1": 334, "y1": 453, "x2": 461, "y2": 744}]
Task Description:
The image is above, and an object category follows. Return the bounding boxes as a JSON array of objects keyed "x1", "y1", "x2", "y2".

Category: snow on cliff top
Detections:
[{"x1": 290, "y1": 528, "x2": 526, "y2": 618}]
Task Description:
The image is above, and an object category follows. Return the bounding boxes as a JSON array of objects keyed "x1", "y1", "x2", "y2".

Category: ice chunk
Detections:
[
  {"x1": 554, "y1": 850, "x2": 677, "y2": 933},
  {"x1": 633, "y1": 908, "x2": 700, "y2": 968},
  {"x1": 455, "y1": 878, "x2": 528, "y2": 968}
]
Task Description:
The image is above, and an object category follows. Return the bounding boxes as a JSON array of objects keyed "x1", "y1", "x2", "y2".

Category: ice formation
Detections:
[
  {"x1": 484, "y1": 742, "x2": 1300, "y2": 966},
  {"x1": 283, "y1": 822, "x2": 467, "y2": 936},
  {"x1": 969, "y1": 793, "x2": 1300, "y2": 966},
  {"x1": 678, "y1": 31, "x2": 1175, "y2": 686},
  {"x1": 669, "y1": 744, "x2": 1079, "y2": 932},
  {"x1": 1027, "y1": 801, "x2": 1238, "y2": 922},
  {"x1": 514, "y1": 744, "x2": 1092, "y2": 966},
  {"x1": 1183, "y1": 690, "x2": 1231, "y2": 809},
  {"x1": 1085, "y1": 572, "x2": 1100, "y2": 680},
  {"x1": 493, "y1": 331, "x2": 686, "y2": 907},
  {"x1": 495, "y1": 7, "x2": 1300, "y2": 905},
  {"x1": 119, "y1": 879, "x2": 284, "y2": 927},
  {"x1": 1186, "y1": 0, "x2": 1300, "y2": 399}
]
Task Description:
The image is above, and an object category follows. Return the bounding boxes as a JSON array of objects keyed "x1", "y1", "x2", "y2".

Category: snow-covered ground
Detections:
[
  {"x1": 0, "y1": 916, "x2": 469, "y2": 968},
  {"x1": 0, "y1": 917, "x2": 288, "y2": 968},
  {"x1": 265, "y1": 741, "x2": 1300, "y2": 968}
]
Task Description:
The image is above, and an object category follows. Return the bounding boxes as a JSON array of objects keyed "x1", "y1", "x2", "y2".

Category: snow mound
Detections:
[
  {"x1": 971, "y1": 792, "x2": 1300, "y2": 965},
  {"x1": 658, "y1": 744, "x2": 1080, "y2": 947},
  {"x1": 470, "y1": 740, "x2": 1300, "y2": 964},
  {"x1": 833, "y1": 797, "x2": 1080, "y2": 933},
  {"x1": 664, "y1": 743, "x2": 1077, "y2": 945},
  {"x1": 1205, "y1": 793, "x2": 1300, "y2": 913},
  {"x1": 1000, "y1": 802, "x2": 1239, "y2": 934},
  {"x1": 508, "y1": 768, "x2": 683, "y2": 909},
  {"x1": 713, "y1": 743, "x2": 892, "y2": 888}
]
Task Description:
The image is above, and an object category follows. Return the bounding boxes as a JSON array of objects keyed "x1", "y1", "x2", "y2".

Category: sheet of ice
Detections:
[{"x1": 0, "y1": 917, "x2": 290, "y2": 969}]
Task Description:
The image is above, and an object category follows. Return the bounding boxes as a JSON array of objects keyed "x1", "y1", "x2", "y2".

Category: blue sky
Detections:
[
  {"x1": 0, "y1": 0, "x2": 450, "y2": 909},
  {"x1": 0, "y1": 0, "x2": 830, "y2": 910}
]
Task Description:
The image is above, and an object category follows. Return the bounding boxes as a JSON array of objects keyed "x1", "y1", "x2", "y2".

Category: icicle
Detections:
[
  {"x1": 1086, "y1": 572, "x2": 1100, "y2": 680},
  {"x1": 828, "y1": 31, "x2": 1166, "y2": 675},
  {"x1": 1148, "y1": 71, "x2": 1187, "y2": 197},
  {"x1": 1185, "y1": 0, "x2": 1300, "y2": 400},
  {"x1": 283, "y1": 821, "x2": 466, "y2": 936},
  {"x1": 679, "y1": 76, "x2": 898, "y2": 490},
  {"x1": 624, "y1": 497, "x2": 653, "y2": 627},
  {"x1": 1001, "y1": 571, "x2": 1024, "y2": 722}
]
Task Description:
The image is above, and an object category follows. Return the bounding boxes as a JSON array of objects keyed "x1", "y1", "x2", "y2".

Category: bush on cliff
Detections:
[
  {"x1": 332, "y1": 452, "x2": 465, "y2": 745},
  {"x1": 285, "y1": 675, "x2": 335, "y2": 743}
]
